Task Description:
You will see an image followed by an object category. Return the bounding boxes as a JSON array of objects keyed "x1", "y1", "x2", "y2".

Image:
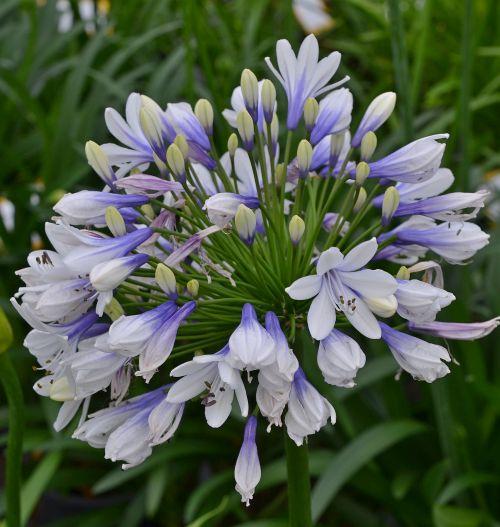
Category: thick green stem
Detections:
[
  {"x1": 285, "y1": 433, "x2": 313, "y2": 527},
  {"x1": 0, "y1": 352, "x2": 24, "y2": 527}
]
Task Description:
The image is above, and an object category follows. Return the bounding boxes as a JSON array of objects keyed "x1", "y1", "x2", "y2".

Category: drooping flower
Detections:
[
  {"x1": 234, "y1": 416, "x2": 261, "y2": 506},
  {"x1": 408, "y1": 317, "x2": 500, "y2": 340}
]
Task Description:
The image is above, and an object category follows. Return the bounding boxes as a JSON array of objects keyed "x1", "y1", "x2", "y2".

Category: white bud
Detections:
[
  {"x1": 139, "y1": 106, "x2": 162, "y2": 147},
  {"x1": 155, "y1": 263, "x2": 177, "y2": 297},
  {"x1": 353, "y1": 187, "x2": 367, "y2": 213},
  {"x1": 104, "y1": 297, "x2": 125, "y2": 321},
  {"x1": 235, "y1": 204, "x2": 257, "y2": 245},
  {"x1": 174, "y1": 134, "x2": 189, "y2": 158},
  {"x1": 364, "y1": 295, "x2": 398, "y2": 318},
  {"x1": 166, "y1": 143, "x2": 186, "y2": 180},
  {"x1": 355, "y1": 162, "x2": 370, "y2": 187},
  {"x1": 186, "y1": 279, "x2": 199, "y2": 298},
  {"x1": 396, "y1": 266, "x2": 410, "y2": 280},
  {"x1": 50, "y1": 376, "x2": 75, "y2": 402},
  {"x1": 236, "y1": 110, "x2": 255, "y2": 150},
  {"x1": 105, "y1": 206, "x2": 126, "y2": 237},
  {"x1": 382, "y1": 186, "x2": 400, "y2": 226},
  {"x1": 352, "y1": 92, "x2": 397, "y2": 147},
  {"x1": 261, "y1": 79, "x2": 276, "y2": 123},
  {"x1": 241, "y1": 69, "x2": 259, "y2": 119},
  {"x1": 289, "y1": 215, "x2": 305, "y2": 245},
  {"x1": 228, "y1": 133, "x2": 239, "y2": 157},
  {"x1": 85, "y1": 141, "x2": 114, "y2": 185},
  {"x1": 194, "y1": 99, "x2": 214, "y2": 135},
  {"x1": 303, "y1": 97, "x2": 319, "y2": 131},
  {"x1": 297, "y1": 140, "x2": 313, "y2": 177}
]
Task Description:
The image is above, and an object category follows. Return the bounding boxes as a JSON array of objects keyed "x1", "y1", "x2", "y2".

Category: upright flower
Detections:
[{"x1": 286, "y1": 238, "x2": 397, "y2": 339}]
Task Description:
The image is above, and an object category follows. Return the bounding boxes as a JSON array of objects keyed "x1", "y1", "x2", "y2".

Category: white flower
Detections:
[
  {"x1": 234, "y1": 416, "x2": 261, "y2": 506},
  {"x1": 227, "y1": 304, "x2": 276, "y2": 371},
  {"x1": 285, "y1": 368, "x2": 336, "y2": 446},
  {"x1": 317, "y1": 329, "x2": 366, "y2": 387},
  {"x1": 286, "y1": 238, "x2": 397, "y2": 340},
  {"x1": 380, "y1": 322, "x2": 451, "y2": 382},
  {"x1": 395, "y1": 279, "x2": 455, "y2": 322},
  {"x1": 167, "y1": 347, "x2": 248, "y2": 428}
]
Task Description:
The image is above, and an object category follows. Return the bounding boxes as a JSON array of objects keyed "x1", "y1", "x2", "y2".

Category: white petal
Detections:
[
  {"x1": 307, "y1": 285, "x2": 336, "y2": 340},
  {"x1": 337, "y1": 238, "x2": 378, "y2": 271},
  {"x1": 285, "y1": 275, "x2": 322, "y2": 300},
  {"x1": 344, "y1": 296, "x2": 381, "y2": 339},
  {"x1": 339, "y1": 269, "x2": 397, "y2": 298},
  {"x1": 316, "y1": 247, "x2": 343, "y2": 275}
]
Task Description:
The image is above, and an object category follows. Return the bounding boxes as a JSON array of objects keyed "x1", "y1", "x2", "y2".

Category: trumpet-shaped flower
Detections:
[{"x1": 234, "y1": 416, "x2": 261, "y2": 506}]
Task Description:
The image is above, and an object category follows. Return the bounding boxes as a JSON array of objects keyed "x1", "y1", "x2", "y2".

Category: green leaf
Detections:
[
  {"x1": 21, "y1": 451, "x2": 62, "y2": 526},
  {"x1": 145, "y1": 467, "x2": 168, "y2": 518},
  {"x1": 433, "y1": 505, "x2": 487, "y2": 527},
  {"x1": 311, "y1": 420, "x2": 427, "y2": 521},
  {"x1": 436, "y1": 472, "x2": 499, "y2": 505}
]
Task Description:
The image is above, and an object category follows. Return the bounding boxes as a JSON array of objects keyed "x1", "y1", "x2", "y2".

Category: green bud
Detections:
[
  {"x1": 166, "y1": 143, "x2": 186, "y2": 179},
  {"x1": 360, "y1": 131, "x2": 377, "y2": 161},
  {"x1": 0, "y1": 306, "x2": 14, "y2": 354},
  {"x1": 155, "y1": 263, "x2": 177, "y2": 296},
  {"x1": 297, "y1": 139, "x2": 313, "y2": 177},
  {"x1": 381, "y1": 186, "x2": 400, "y2": 226},
  {"x1": 174, "y1": 134, "x2": 189, "y2": 158},
  {"x1": 236, "y1": 110, "x2": 254, "y2": 150},
  {"x1": 303, "y1": 97, "x2": 319, "y2": 130},
  {"x1": 355, "y1": 161, "x2": 370, "y2": 187},
  {"x1": 270, "y1": 113, "x2": 279, "y2": 145},
  {"x1": 104, "y1": 297, "x2": 125, "y2": 321},
  {"x1": 261, "y1": 79, "x2": 276, "y2": 123},
  {"x1": 240, "y1": 69, "x2": 259, "y2": 117},
  {"x1": 396, "y1": 266, "x2": 410, "y2": 280},
  {"x1": 141, "y1": 204, "x2": 155, "y2": 220},
  {"x1": 186, "y1": 279, "x2": 199, "y2": 298},
  {"x1": 105, "y1": 206, "x2": 126, "y2": 237},
  {"x1": 234, "y1": 204, "x2": 256, "y2": 244},
  {"x1": 228, "y1": 133, "x2": 239, "y2": 157},
  {"x1": 289, "y1": 215, "x2": 305, "y2": 245},
  {"x1": 194, "y1": 99, "x2": 214, "y2": 135},
  {"x1": 275, "y1": 163, "x2": 286, "y2": 186},
  {"x1": 85, "y1": 141, "x2": 113, "y2": 183},
  {"x1": 353, "y1": 187, "x2": 367, "y2": 213}
]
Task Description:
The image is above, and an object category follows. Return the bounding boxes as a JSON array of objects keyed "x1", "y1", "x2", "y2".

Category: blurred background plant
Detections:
[{"x1": 0, "y1": 0, "x2": 499, "y2": 525}]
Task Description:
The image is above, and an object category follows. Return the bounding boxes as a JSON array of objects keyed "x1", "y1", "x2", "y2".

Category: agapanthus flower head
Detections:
[{"x1": 13, "y1": 33, "x2": 497, "y2": 507}]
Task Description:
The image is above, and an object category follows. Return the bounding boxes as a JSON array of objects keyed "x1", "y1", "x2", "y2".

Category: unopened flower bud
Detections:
[
  {"x1": 304, "y1": 97, "x2": 319, "y2": 131},
  {"x1": 352, "y1": 92, "x2": 397, "y2": 147},
  {"x1": 270, "y1": 113, "x2": 279, "y2": 147},
  {"x1": 241, "y1": 69, "x2": 259, "y2": 121},
  {"x1": 155, "y1": 263, "x2": 177, "y2": 297},
  {"x1": 174, "y1": 134, "x2": 189, "y2": 158},
  {"x1": 355, "y1": 161, "x2": 370, "y2": 187},
  {"x1": 381, "y1": 186, "x2": 400, "y2": 226},
  {"x1": 275, "y1": 163, "x2": 286, "y2": 186},
  {"x1": 235, "y1": 204, "x2": 257, "y2": 245},
  {"x1": 228, "y1": 133, "x2": 239, "y2": 157},
  {"x1": 166, "y1": 143, "x2": 186, "y2": 180},
  {"x1": 353, "y1": 187, "x2": 367, "y2": 213},
  {"x1": 360, "y1": 131, "x2": 377, "y2": 161},
  {"x1": 104, "y1": 297, "x2": 125, "y2": 321},
  {"x1": 297, "y1": 139, "x2": 313, "y2": 178},
  {"x1": 365, "y1": 295, "x2": 398, "y2": 318},
  {"x1": 236, "y1": 110, "x2": 255, "y2": 151},
  {"x1": 194, "y1": 98, "x2": 214, "y2": 135},
  {"x1": 329, "y1": 133, "x2": 345, "y2": 167},
  {"x1": 396, "y1": 266, "x2": 410, "y2": 280},
  {"x1": 141, "y1": 204, "x2": 155, "y2": 220},
  {"x1": 139, "y1": 106, "x2": 162, "y2": 149},
  {"x1": 85, "y1": 141, "x2": 115, "y2": 186},
  {"x1": 50, "y1": 376, "x2": 75, "y2": 402},
  {"x1": 186, "y1": 279, "x2": 199, "y2": 298},
  {"x1": 105, "y1": 206, "x2": 126, "y2": 237},
  {"x1": 261, "y1": 79, "x2": 276, "y2": 123},
  {"x1": 289, "y1": 215, "x2": 305, "y2": 245}
]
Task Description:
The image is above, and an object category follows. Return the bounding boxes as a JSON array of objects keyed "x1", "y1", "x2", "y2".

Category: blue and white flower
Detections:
[{"x1": 234, "y1": 416, "x2": 261, "y2": 506}]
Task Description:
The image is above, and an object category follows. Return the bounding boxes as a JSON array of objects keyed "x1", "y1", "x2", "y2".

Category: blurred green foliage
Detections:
[{"x1": 0, "y1": 0, "x2": 499, "y2": 525}]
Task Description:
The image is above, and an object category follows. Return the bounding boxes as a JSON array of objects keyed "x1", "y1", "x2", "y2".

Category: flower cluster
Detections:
[{"x1": 13, "y1": 34, "x2": 498, "y2": 505}]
